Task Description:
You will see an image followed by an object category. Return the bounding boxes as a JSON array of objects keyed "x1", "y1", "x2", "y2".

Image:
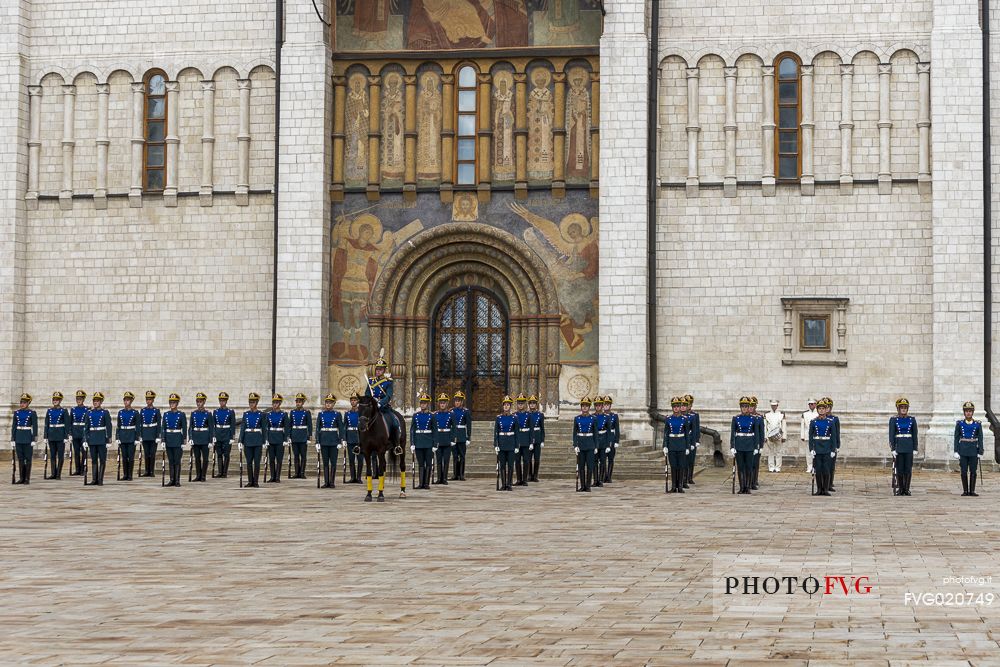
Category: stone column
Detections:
[
  {"x1": 331, "y1": 76, "x2": 346, "y2": 202},
  {"x1": 514, "y1": 72, "x2": 528, "y2": 198},
  {"x1": 129, "y1": 81, "x2": 144, "y2": 207},
  {"x1": 598, "y1": 0, "x2": 652, "y2": 439},
  {"x1": 877, "y1": 62, "x2": 892, "y2": 194},
  {"x1": 552, "y1": 72, "x2": 566, "y2": 197},
  {"x1": 236, "y1": 78, "x2": 251, "y2": 206},
  {"x1": 476, "y1": 72, "x2": 492, "y2": 201},
  {"x1": 403, "y1": 74, "x2": 417, "y2": 201},
  {"x1": 685, "y1": 67, "x2": 700, "y2": 196},
  {"x1": 274, "y1": 0, "x2": 333, "y2": 400},
  {"x1": 60, "y1": 84, "x2": 76, "y2": 210},
  {"x1": 723, "y1": 66, "x2": 737, "y2": 197},
  {"x1": 927, "y1": 0, "x2": 984, "y2": 457},
  {"x1": 26, "y1": 86, "x2": 41, "y2": 210},
  {"x1": 164, "y1": 80, "x2": 179, "y2": 206},
  {"x1": 200, "y1": 80, "x2": 215, "y2": 206},
  {"x1": 799, "y1": 64, "x2": 815, "y2": 195},
  {"x1": 761, "y1": 65, "x2": 775, "y2": 196},
  {"x1": 838, "y1": 64, "x2": 854, "y2": 195},
  {"x1": 589, "y1": 71, "x2": 600, "y2": 197},
  {"x1": 917, "y1": 62, "x2": 932, "y2": 194},
  {"x1": 95, "y1": 83, "x2": 110, "y2": 209},
  {"x1": 366, "y1": 75, "x2": 381, "y2": 201},
  {"x1": 440, "y1": 73, "x2": 454, "y2": 202}
]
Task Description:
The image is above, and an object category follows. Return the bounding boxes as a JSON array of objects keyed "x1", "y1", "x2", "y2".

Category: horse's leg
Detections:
[
  {"x1": 398, "y1": 450, "x2": 407, "y2": 496},
  {"x1": 363, "y1": 448, "x2": 373, "y2": 501},
  {"x1": 376, "y1": 449, "x2": 386, "y2": 502}
]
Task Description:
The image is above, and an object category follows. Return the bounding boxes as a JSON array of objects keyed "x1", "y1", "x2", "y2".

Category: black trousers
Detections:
[
  {"x1": 89, "y1": 444, "x2": 108, "y2": 484},
  {"x1": 574, "y1": 448, "x2": 595, "y2": 491},
  {"x1": 320, "y1": 445, "x2": 338, "y2": 486},
  {"x1": 686, "y1": 446, "x2": 697, "y2": 483},
  {"x1": 814, "y1": 452, "x2": 832, "y2": 495},
  {"x1": 71, "y1": 436, "x2": 86, "y2": 475},
  {"x1": 531, "y1": 442, "x2": 542, "y2": 481},
  {"x1": 266, "y1": 443, "x2": 285, "y2": 481},
  {"x1": 960, "y1": 454, "x2": 980, "y2": 494},
  {"x1": 895, "y1": 451, "x2": 913, "y2": 494},
  {"x1": 595, "y1": 446, "x2": 608, "y2": 486},
  {"x1": 516, "y1": 445, "x2": 532, "y2": 484},
  {"x1": 751, "y1": 450, "x2": 761, "y2": 488},
  {"x1": 166, "y1": 447, "x2": 183, "y2": 485},
  {"x1": 667, "y1": 450, "x2": 686, "y2": 491},
  {"x1": 830, "y1": 452, "x2": 838, "y2": 488},
  {"x1": 215, "y1": 441, "x2": 232, "y2": 476},
  {"x1": 347, "y1": 444, "x2": 362, "y2": 481},
  {"x1": 453, "y1": 441, "x2": 468, "y2": 479},
  {"x1": 119, "y1": 442, "x2": 137, "y2": 479},
  {"x1": 416, "y1": 448, "x2": 434, "y2": 488},
  {"x1": 735, "y1": 450, "x2": 754, "y2": 492},
  {"x1": 497, "y1": 449, "x2": 516, "y2": 489},
  {"x1": 14, "y1": 443, "x2": 33, "y2": 483},
  {"x1": 141, "y1": 439, "x2": 158, "y2": 476},
  {"x1": 435, "y1": 445, "x2": 452, "y2": 482},
  {"x1": 192, "y1": 444, "x2": 209, "y2": 480},
  {"x1": 245, "y1": 445, "x2": 263, "y2": 485},
  {"x1": 47, "y1": 440, "x2": 65, "y2": 478},
  {"x1": 291, "y1": 441, "x2": 307, "y2": 477}
]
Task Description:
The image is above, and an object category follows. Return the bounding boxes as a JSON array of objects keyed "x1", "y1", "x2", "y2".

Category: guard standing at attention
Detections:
[
  {"x1": 238, "y1": 393, "x2": 265, "y2": 487},
  {"x1": 749, "y1": 396, "x2": 762, "y2": 490},
  {"x1": 808, "y1": 398, "x2": 836, "y2": 496},
  {"x1": 730, "y1": 396, "x2": 760, "y2": 494},
  {"x1": 594, "y1": 396, "x2": 609, "y2": 488},
  {"x1": 264, "y1": 394, "x2": 289, "y2": 483},
  {"x1": 189, "y1": 392, "x2": 215, "y2": 482},
  {"x1": 213, "y1": 392, "x2": 235, "y2": 477},
  {"x1": 889, "y1": 397, "x2": 917, "y2": 496},
  {"x1": 433, "y1": 393, "x2": 455, "y2": 485},
  {"x1": 70, "y1": 390, "x2": 89, "y2": 476},
  {"x1": 160, "y1": 393, "x2": 187, "y2": 487},
  {"x1": 139, "y1": 391, "x2": 162, "y2": 478},
  {"x1": 451, "y1": 391, "x2": 471, "y2": 481},
  {"x1": 683, "y1": 394, "x2": 699, "y2": 486},
  {"x1": 528, "y1": 395, "x2": 545, "y2": 482},
  {"x1": 663, "y1": 396, "x2": 689, "y2": 493},
  {"x1": 85, "y1": 392, "x2": 113, "y2": 486},
  {"x1": 10, "y1": 393, "x2": 37, "y2": 485},
  {"x1": 410, "y1": 393, "x2": 435, "y2": 490},
  {"x1": 514, "y1": 393, "x2": 533, "y2": 486},
  {"x1": 573, "y1": 397, "x2": 597, "y2": 492},
  {"x1": 954, "y1": 401, "x2": 984, "y2": 497},
  {"x1": 495, "y1": 396, "x2": 517, "y2": 491},
  {"x1": 316, "y1": 393, "x2": 343, "y2": 488},
  {"x1": 290, "y1": 393, "x2": 313, "y2": 479},
  {"x1": 345, "y1": 392, "x2": 362, "y2": 483},
  {"x1": 45, "y1": 391, "x2": 70, "y2": 480},
  {"x1": 116, "y1": 391, "x2": 140, "y2": 480},
  {"x1": 826, "y1": 397, "x2": 841, "y2": 492}
]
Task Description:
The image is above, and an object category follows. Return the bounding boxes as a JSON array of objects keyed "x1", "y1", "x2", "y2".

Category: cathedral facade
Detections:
[{"x1": 0, "y1": 0, "x2": 996, "y2": 459}]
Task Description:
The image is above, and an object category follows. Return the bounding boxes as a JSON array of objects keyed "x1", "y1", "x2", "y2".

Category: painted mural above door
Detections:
[{"x1": 334, "y1": 0, "x2": 603, "y2": 52}]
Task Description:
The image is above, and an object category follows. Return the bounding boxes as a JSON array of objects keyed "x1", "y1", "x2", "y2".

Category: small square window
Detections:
[
  {"x1": 457, "y1": 163, "x2": 475, "y2": 185},
  {"x1": 800, "y1": 315, "x2": 830, "y2": 350}
]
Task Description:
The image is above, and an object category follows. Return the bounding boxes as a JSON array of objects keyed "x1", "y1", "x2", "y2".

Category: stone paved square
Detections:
[{"x1": 2, "y1": 465, "x2": 999, "y2": 665}]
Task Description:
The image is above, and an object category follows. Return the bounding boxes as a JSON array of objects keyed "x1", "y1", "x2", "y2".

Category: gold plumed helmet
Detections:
[
  {"x1": 169, "y1": 393, "x2": 180, "y2": 402},
  {"x1": 52, "y1": 391, "x2": 64, "y2": 401},
  {"x1": 248, "y1": 392, "x2": 261, "y2": 402},
  {"x1": 684, "y1": 394, "x2": 693, "y2": 405},
  {"x1": 437, "y1": 392, "x2": 450, "y2": 402},
  {"x1": 324, "y1": 393, "x2": 336, "y2": 402},
  {"x1": 604, "y1": 395, "x2": 613, "y2": 405},
  {"x1": 272, "y1": 393, "x2": 283, "y2": 403},
  {"x1": 671, "y1": 396, "x2": 683, "y2": 406},
  {"x1": 580, "y1": 396, "x2": 593, "y2": 406},
  {"x1": 528, "y1": 394, "x2": 539, "y2": 403},
  {"x1": 516, "y1": 393, "x2": 528, "y2": 402},
  {"x1": 19, "y1": 393, "x2": 31, "y2": 404},
  {"x1": 75, "y1": 390, "x2": 86, "y2": 399},
  {"x1": 419, "y1": 392, "x2": 431, "y2": 403},
  {"x1": 295, "y1": 392, "x2": 307, "y2": 401},
  {"x1": 963, "y1": 401, "x2": 975, "y2": 411},
  {"x1": 895, "y1": 397, "x2": 909, "y2": 407},
  {"x1": 454, "y1": 390, "x2": 466, "y2": 400},
  {"x1": 750, "y1": 396, "x2": 758, "y2": 405},
  {"x1": 123, "y1": 391, "x2": 135, "y2": 400},
  {"x1": 739, "y1": 396, "x2": 752, "y2": 406},
  {"x1": 219, "y1": 391, "x2": 229, "y2": 400},
  {"x1": 502, "y1": 395, "x2": 514, "y2": 405},
  {"x1": 375, "y1": 357, "x2": 388, "y2": 369},
  {"x1": 93, "y1": 392, "x2": 105, "y2": 401},
  {"x1": 195, "y1": 392, "x2": 207, "y2": 401},
  {"x1": 817, "y1": 398, "x2": 832, "y2": 408},
  {"x1": 145, "y1": 390, "x2": 156, "y2": 400}
]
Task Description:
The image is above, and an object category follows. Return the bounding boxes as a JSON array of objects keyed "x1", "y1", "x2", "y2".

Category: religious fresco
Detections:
[
  {"x1": 334, "y1": 0, "x2": 603, "y2": 52},
  {"x1": 329, "y1": 190, "x2": 598, "y2": 368}
]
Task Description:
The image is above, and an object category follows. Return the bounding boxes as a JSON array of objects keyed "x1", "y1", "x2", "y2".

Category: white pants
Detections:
[{"x1": 766, "y1": 436, "x2": 783, "y2": 471}]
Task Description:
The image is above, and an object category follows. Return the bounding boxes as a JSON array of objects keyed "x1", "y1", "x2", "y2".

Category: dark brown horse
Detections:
[{"x1": 356, "y1": 395, "x2": 407, "y2": 501}]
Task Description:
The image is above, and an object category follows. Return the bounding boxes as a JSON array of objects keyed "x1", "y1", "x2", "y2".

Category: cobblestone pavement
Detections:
[{"x1": 1, "y1": 465, "x2": 999, "y2": 665}]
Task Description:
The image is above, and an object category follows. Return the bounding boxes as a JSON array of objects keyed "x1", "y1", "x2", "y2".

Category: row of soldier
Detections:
[{"x1": 567, "y1": 395, "x2": 620, "y2": 492}]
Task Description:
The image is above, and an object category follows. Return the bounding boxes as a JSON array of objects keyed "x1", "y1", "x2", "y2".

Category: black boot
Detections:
[{"x1": 970, "y1": 469, "x2": 979, "y2": 496}]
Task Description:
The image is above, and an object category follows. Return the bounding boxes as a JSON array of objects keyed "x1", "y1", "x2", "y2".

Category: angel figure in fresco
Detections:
[
  {"x1": 509, "y1": 202, "x2": 598, "y2": 353},
  {"x1": 331, "y1": 211, "x2": 424, "y2": 361}
]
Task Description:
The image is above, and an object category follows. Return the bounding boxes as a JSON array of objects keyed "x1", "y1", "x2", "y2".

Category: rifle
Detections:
[
  {"x1": 136, "y1": 442, "x2": 144, "y2": 477},
  {"x1": 82, "y1": 445, "x2": 89, "y2": 486},
  {"x1": 160, "y1": 448, "x2": 166, "y2": 487},
  {"x1": 116, "y1": 443, "x2": 122, "y2": 481},
  {"x1": 731, "y1": 459, "x2": 736, "y2": 494},
  {"x1": 187, "y1": 445, "x2": 194, "y2": 482},
  {"x1": 891, "y1": 459, "x2": 898, "y2": 495},
  {"x1": 496, "y1": 451, "x2": 501, "y2": 491},
  {"x1": 343, "y1": 446, "x2": 348, "y2": 485},
  {"x1": 575, "y1": 451, "x2": 581, "y2": 492},
  {"x1": 262, "y1": 443, "x2": 270, "y2": 483},
  {"x1": 98, "y1": 453, "x2": 106, "y2": 486},
  {"x1": 663, "y1": 453, "x2": 669, "y2": 494},
  {"x1": 10, "y1": 446, "x2": 15, "y2": 485},
  {"x1": 43, "y1": 443, "x2": 50, "y2": 480},
  {"x1": 239, "y1": 445, "x2": 244, "y2": 488},
  {"x1": 68, "y1": 441, "x2": 75, "y2": 477},
  {"x1": 316, "y1": 446, "x2": 322, "y2": 489},
  {"x1": 211, "y1": 442, "x2": 218, "y2": 478},
  {"x1": 286, "y1": 442, "x2": 293, "y2": 480}
]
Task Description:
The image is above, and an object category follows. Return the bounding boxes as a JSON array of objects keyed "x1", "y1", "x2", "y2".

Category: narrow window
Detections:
[
  {"x1": 144, "y1": 72, "x2": 167, "y2": 192},
  {"x1": 800, "y1": 314, "x2": 831, "y2": 351},
  {"x1": 455, "y1": 65, "x2": 477, "y2": 186},
  {"x1": 775, "y1": 54, "x2": 801, "y2": 181}
]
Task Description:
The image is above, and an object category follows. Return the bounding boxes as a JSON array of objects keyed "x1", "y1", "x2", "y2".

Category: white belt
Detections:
[
  {"x1": 456, "y1": 425, "x2": 467, "y2": 429},
  {"x1": 119, "y1": 425, "x2": 135, "y2": 429},
  {"x1": 896, "y1": 434, "x2": 912, "y2": 438},
  {"x1": 217, "y1": 424, "x2": 231, "y2": 429},
  {"x1": 598, "y1": 430, "x2": 608, "y2": 434},
  {"x1": 193, "y1": 427, "x2": 209, "y2": 431},
  {"x1": 735, "y1": 433, "x2": 754, "y2": 437},
  {"x1": 416, "y1": 429, "x2": 432, "y2": 434},
  {"x1": 73, "y1": 422, "x2": 85, "y2": 426},
  {"x1": 499, "y1": 431, "x2": 514, "y2": 436},
  {"x1": 246, "y1": 428, "x2": 261, "y2": 432},
  {"x1": 347, "y1": 427, "x2": 358, "y2": 431},
  {"x1": 577, "y1": 433, "x2": 593, "y2": 437},
  {"x1": 668, "y1": 434, "x2": 685, "y2": 438},
  {"x1": 292, "y1": 425, "x2": 307, "y2": 429},
  {"x1": 320, "y1": 427, "x2": 338, "y2": 432},
  {"x1": 165, "y1": 429, "x2": 182, "y2": 433},
  {"x1": 814, "y1": 436, "x2": 830, "y2": 440},
  {"x1": 960, "y1": 438, "x2": 977, "y2": 442}
]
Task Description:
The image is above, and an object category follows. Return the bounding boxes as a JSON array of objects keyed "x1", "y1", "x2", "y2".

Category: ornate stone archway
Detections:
[{"x1": 368, "y1": 223, "x2": 562, "y2": 413}]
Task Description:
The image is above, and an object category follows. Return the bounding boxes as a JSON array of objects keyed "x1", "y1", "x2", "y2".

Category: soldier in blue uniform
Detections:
[
  {"x1": 494, "y1": 396, "x2": 517, "y2": 492},
  {"x1": 116, "y1": 391, "x2": 140, "y2": 480},
  {"x1": 514, "y1": 393, "x2": 533, "y2": 486},
  {"x1": 238, "y1": 392, "x2": 265, "y2": 487},
  {"x1": 345, "y1": 392, "x2": 362, "y2": 483},
  {"x1": 160, "y1": 393, "x2": 187, "y2": 487},
  {"x1": 826, "y1": 396, "x2": 841, "y2": 492},
  {"x1": 573, "y1": 397, "x2": 597, "y2": 492},
  {"x1": 289, "y1": 393, "x2": 313, "y2": 479},
  {"x1": 69, "y1": 390, "x2": 89, "y2": 476},
  {"x1": 410, "y1": 393, "x2": 434, "y2": 490},
  {"x1": 10, "y1": 393, "x2": 37, "y2": 485},
  {"x1": 593, "y1": 396, "x2": 610, "y2": 488},
  {"x1": 749, "y1": 396, "x2": 762, "y2": 490},
  {"x1": 600, "y1": 396, "x2": 618, "y2": 484},
  {"x1": 433, "y1": 393, "x2": 455, "y2": 485},
  {"x1": 730, "y1": 396, "x2": 761, "y2": 494},
  {"x1": 365, "y1": 356, "x2": 401, "y2": 449},
  {"x1": 451, "y1": 391, "x2": 470, "y2": 481},
  {"x1": 889, "y1": 397, "x2": 917, "y2": 496},
  {"x1": 139, "y1": 390, "x2": 162, "y2": 478},
  {"x1": 683, "y1": 394, "x2": 700, "y2": 486},
  {"x1": 809, "y1": 398, "x2": 836, "y2": 496},
  {"x1": 316, "y1": 393, "x2": 343, "y2": 488},
  {"x1": 213, "y1": 392, "x2": 235, "y2": 477},
  {"x1": 44, "y1": 391, "x2": 70, "y2": 480},
  {"x1": 528, "y1": 394, "x2": 545, "y2": 482},
  {"x1": 663, "y1": 396, "x2": 689, "y2": 493},
  {"x1": 954, "y1": 401, "x2": 984, "y2": 497},
  {"x1": 264, "y1": 394, "x2": 289, "y2": 483},
  {"x1": 189, "y1": 392, "x2": 215, "y2": 482},
  {"x1": 84, "y1": 392, "x2": 113, "y2": 486}
]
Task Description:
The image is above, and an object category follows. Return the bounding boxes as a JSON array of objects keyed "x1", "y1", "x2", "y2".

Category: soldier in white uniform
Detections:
[
  {"x1": 764, "y1": 400, "x2": 787, "y2": 472},
  {"x1": 799, "y1": 399, "x2": 818, "y2": 473}
]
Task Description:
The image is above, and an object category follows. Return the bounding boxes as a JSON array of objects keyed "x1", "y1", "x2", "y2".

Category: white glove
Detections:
[
  {"x1": 84, "y1": 442, "x2": 90, "y2": 451},
  {"x1": 451, "y1": 442, "x2": 456, "y2": 447},
  {"x1": 284, "y1": 439, "x2": 290, "y2": 447},
  {"x1": 187, "y1": 439, "x2": 194, "y2": 448},
  {"x1": 410, "y1": 445, "x2": 415, "y2": 453},
  {"x1": 953, "y1": 452, "x2": 960, "y2": 459},
  {"x1": 315, "y1": 444, "x2": 321, "y2": 453},
  {"x1": 238, "y1": 443, "x2": 244, "y2": 452},
  {"x1": 9, "y1": 442, "x2": 14, "y2": 451},
  {"x1": 156, "y1": 438, "x2": 163, "y2": 446},
  {"x1": 831, "y1": 451, "x2": 836, "y2": 459},
  {"x1": 891, "y1": 450, "x2": 897, "y2": 458},
  {"x1": 663, "y1": 447, "x2": 669, "y2": 455},
  {"x1": 494, "y1": 446, "x2": 500, "y2": 454},
  {"x1": 574, "y1": 447, "x2": 581, "y2": 454},
  {"x1": 337, "y1": 444, "x2": 343, "y2": 450},
  {"x1": 753, "y1": 449, "x2": 759, "y2": 455},
  {"x1": 432, "y1": 446, "x2": 438, "y2": 453},
  {"x1": 115, "y1": 439, "x2": 121, "y2": 447},
  {"x1": 730, "y1": 448, "x2": 736, "y2": 456},
  {"x1": 979, "y1": 453, "x2": 984, "y2": 459},
  {"x1": 614, "y1": 443, "x2": 619, "y2": 449},
  {"x1": 514, "y1": 448, "x2": 519, "y2": 454},
  {"x1": 529, "y1": 444, "x2": 534, "y2": 451},
  {"x1": 685, "y1": 448, "x2": 690, "y2": 455},
  {"x1": 540, "y1": 442, "x2": 544, "y2": 448},
  {"x1": 212, "y1": 438, "x2": 217, "y2": 445},
  {"x1": 64, "y1": 438, "x2": 70, "y2": 446},
  {"x1": 605, "y1": 447, "x2": 611, "y2": 454},
  {"x1": 810, "y1": 450, "x2": 816, "y2": 458}
]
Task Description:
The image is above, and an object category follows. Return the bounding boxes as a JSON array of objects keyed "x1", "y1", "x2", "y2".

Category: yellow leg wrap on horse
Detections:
[
  {"x1": 378, "y1": 476, "x2": 385, "y2": 492},
  {"x1": 400, "y1": 471, "x2": 406, "y2": 489},
  {"x1": 366, "y1": 476, "x2": 373, "y2": 492}
]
